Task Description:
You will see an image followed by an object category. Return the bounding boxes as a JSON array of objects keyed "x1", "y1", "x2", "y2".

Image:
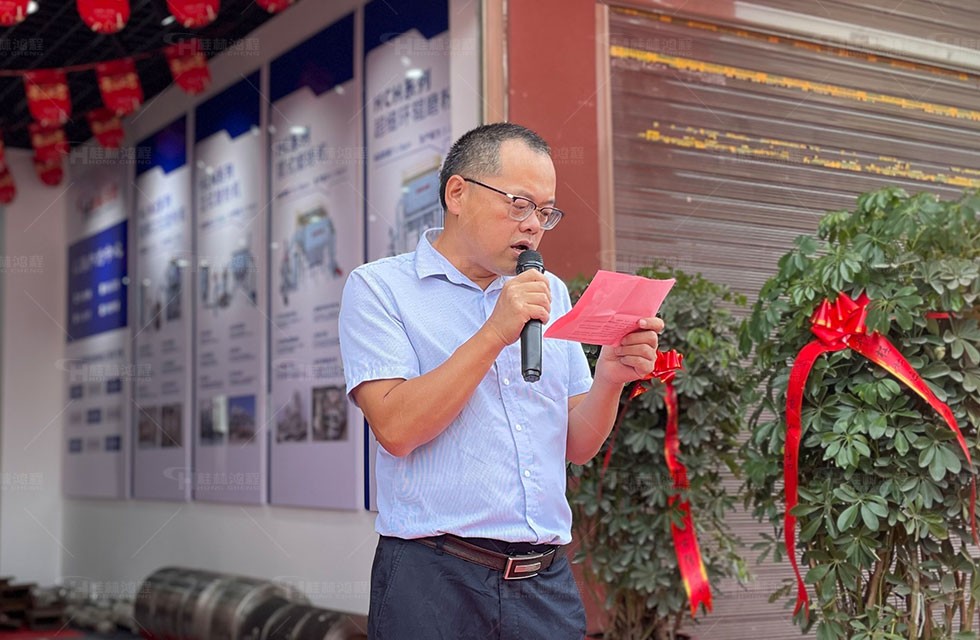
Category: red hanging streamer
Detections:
[
  {"x1": 29, "y1": 123, "x2": 69, "y2": 163},
  {"x1": 0, "y1": 0, "x2": 29, "y2": 26},
  {"x1": 0, "y1": 166, "x2": 16, "y2": 205},
  {"x1": 599, "y1": 350, "x2": 712, "y2": 616},
  {"x1": 784, "y1": 292, "x2": 979, "y2": 616},
  {"x1": 86, "y1": 109, "x2": 124, "y2": 149},
  {"x1": 256, "y1": 0, "x2": 294, "y2": 12},
  {"x1": 33, "y1": 154, "x2": 63, "y2": 187},
  {"x1": 166, "y1": 0, "x2": 219, "y2": 28},
  {"x1": 24, "y1": 70, "x2": 72, "y2": 127},
  {"x1": 76, "y1": 0, "x2": 129, "y2": 34},
  {"x1": 96, "y1": 58, "x2": 143, "y2": 115},
  {"x1": 165, "y1": 40, "x2": 212, "y2": 95}
]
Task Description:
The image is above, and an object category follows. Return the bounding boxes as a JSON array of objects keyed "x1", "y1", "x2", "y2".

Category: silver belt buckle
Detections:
[{"x1": 502, "y1": 549, "x2": 554, "y2": 580}]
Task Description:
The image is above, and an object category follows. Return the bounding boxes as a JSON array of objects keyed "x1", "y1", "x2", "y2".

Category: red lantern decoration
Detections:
[
  {"x1": 256, "y1": 0, "x2": 293, "y2": 12},
  {"x1": 0, "y1": 167, "x2": 16, "y2": 205},
  {"x1": 24, "y1": 70, "x2": 72, "y2": 127},
  {"x1": 87, "y1": 109, "x2": 125, "y2": 149},
  {"x1": 0, "y1": 0, "x2": 29, "y2": 26},
  {"x1": 166, "y1": 0, "x2": 219, "y2": 28},
  {"x1": 165, "y1": 40, "x2": 211, "y2": 95},
  {"x1": 29, "y1": 123, "x2": 69, "y2": 163},
  {"x1": 77, "y1": 0, "x2": 129, "y2": 34},
  {"x1": 33, "y1": 155, "x2": 64, "y2": 187},
  {"x1": 96, "y1": 58, "x2": 143, "y2": 115}
]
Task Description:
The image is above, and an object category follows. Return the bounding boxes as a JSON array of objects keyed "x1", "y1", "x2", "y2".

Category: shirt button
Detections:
[
  {"x1": 515, "y1": 424, "x2": 523, "y2": 432},
  {"x1": 524, "y1": 469, "x2": 531, "y2": 478},
  {"x1": 503, "y1": 378, "x2": 510, "y2": 385}
]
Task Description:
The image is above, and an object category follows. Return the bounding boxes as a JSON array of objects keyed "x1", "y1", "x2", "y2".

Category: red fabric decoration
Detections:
[
  {"x1": 0, "y1": 0, "x2": 29, "y2": 26},
  {"x1": 29, "y1": 123, "x2": 69, "y2": 163},
  {"x1": 165, "y1": 40, "x2": 211, "y2": 95},
  {"x1": 34, "y1": 154, "x2": 64, "y2": 187},
  {"x1": 0, "y1": 167, "x2": 16, "y2": 205},
  {"x1": 256, "y1": 0, "x2": 294, "y2": 12},
  {"x1": 783, "y1": 292, "x2": 978, "y2": 617},
  {"x1": 87, "y1": 109, "x2": 125, "y2": 149},
  {"x1": 77, "y1": 0, "x2": 129, "y2": 34},
  {"x1": 24, "y1": 70, "x2": 72, "y2": 126},
  {"x1": 166, "y1": 0, "x2": 219, "y2": 28},
  {"x1": 598, "y1": 350, "x2": 712, "y2": 617},
  {"x1": 96, "y1": 58, "x2": 143, "y2": 115}
]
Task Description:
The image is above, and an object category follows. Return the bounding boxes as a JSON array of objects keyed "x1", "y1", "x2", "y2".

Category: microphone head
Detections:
[{"x1": 516, "y1": 249, "x2": 544, "y2": 274}]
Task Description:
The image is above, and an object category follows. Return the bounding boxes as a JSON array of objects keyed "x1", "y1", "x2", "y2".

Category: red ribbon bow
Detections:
[
  {"x1": 784, "y1": 292, "x2": 978, "y2": 617},
  {"x1": 600, "y1": 350, "x2": 712, "y2": 616},
  {"x1": 809, "y1": 291, "x2": 869, "y2": 348}
]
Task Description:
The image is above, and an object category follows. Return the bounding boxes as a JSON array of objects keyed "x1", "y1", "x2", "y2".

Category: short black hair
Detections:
[{"x1": 438, "y1": 122, "x2": 551, "y2": 210}]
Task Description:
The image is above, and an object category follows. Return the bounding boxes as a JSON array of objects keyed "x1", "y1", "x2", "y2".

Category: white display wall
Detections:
[{"x1": 0, "y1": 0, "x2": 482, "y2": 608}]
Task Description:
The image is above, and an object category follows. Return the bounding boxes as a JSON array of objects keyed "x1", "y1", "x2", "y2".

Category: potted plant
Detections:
[
  {"x1": 567, "y1": 266, "x2": 750, "y2": 640},
  {"x1": 741, "y1": 187, "x2": 980, "y2": 639}
]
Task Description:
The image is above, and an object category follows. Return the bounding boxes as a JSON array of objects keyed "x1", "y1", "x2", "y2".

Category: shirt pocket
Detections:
[{"x1": 527, "y1": 340, "x2": 570, "y2": 404}]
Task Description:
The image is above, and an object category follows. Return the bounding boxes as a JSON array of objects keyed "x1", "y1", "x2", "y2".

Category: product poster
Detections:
[
  {"x1": 132, "y1": 117, "x2": 193, "y2": 501},
  {"x1": 364, "y1": 0, "x2": 450, "y2": 261},
  {"x1": 64, "y1": 159, "x2": 129, "y2": 499},
  {"x1": 268, "y1": 15, "x2": 362, "y2": 509},
  {"x1": 193, "y1": 72, "x2": 267, "y2": 504}
]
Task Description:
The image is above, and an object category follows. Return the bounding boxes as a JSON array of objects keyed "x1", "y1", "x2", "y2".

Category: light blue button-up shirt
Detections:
[{"x1": 339, "y1": 229, "x2": 593, "y2": 544}]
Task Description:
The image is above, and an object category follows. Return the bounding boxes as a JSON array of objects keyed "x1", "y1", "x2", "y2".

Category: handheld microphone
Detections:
[{"x1": 516, "y1": 250, "x2": 544, "y2": 383}]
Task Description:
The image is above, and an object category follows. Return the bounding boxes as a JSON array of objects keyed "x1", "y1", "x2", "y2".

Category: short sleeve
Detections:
[{"x1": 338, "y1": 267, "x2": 422, "y2": 406}]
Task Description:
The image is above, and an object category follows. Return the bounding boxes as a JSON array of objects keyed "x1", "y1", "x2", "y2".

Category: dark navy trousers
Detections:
[{"x1": 368, "y1": 536, "x2": 587, "y2": 639}]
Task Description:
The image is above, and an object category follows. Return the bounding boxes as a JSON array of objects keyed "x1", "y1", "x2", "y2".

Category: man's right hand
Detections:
[{"x1": 484, "y1": 270, "x2": 551, "y2": 347}]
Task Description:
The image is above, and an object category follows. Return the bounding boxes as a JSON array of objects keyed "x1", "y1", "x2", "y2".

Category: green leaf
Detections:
[
  {"x1": 894, "y1": 432, "x2": 909, "y2": 456},
  {"x1": 942, "y1": 446, "x2": 962, "y2": 475},
  {"x1": 866, "y1": 500, "x2": 889, "y2": 518},
  {"x1": 837, "y1": 504, "x2": 859, "y2": 531},
  {"x1": 929, "y1": 453, "x2": 948, "y2": 482},
  {"x1": 860, "y1": 504, "x2": 880, "y2": 531}
]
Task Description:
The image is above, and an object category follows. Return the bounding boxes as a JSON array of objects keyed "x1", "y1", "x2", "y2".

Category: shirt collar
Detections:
[{"x1": 415, "y1": 228, "x2": 505, "y2": 292}]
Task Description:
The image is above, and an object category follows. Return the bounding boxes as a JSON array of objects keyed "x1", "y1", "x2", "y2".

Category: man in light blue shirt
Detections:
[{"x1": 340, "y1": 123, "x2": 664, "y2": 639}]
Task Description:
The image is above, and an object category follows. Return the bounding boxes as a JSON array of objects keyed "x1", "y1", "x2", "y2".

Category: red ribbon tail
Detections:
[
  {"x1": 664, "y1": 380, "x2": 712, "y2": 617},
  {"x1": 786, "y1": 340, "x2": 833, "y2": 616},
  {"x1": 849, "y1": 333, "x2": 979, "y2": 544}
]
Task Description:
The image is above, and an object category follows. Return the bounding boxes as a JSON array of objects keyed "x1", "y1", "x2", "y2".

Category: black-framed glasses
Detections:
[{"x1": 463, "y1": 178, "x2": 564, "y2": 230}]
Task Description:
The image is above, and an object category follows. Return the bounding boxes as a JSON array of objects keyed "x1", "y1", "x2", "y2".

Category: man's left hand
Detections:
[{"x1": 593, "y1": 317, "x2": 665, "y2": 386}]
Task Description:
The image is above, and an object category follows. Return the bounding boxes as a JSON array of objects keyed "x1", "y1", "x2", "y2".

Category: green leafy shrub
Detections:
[
  {"x1": 741, "y1": 188, "x2": 980, "y2": 639},
  {"x1": 567, "y1": 267, "x2": 749, "y2": 640}
]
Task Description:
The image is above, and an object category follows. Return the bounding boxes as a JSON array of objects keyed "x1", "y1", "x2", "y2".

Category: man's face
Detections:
[{"x1": 456, "y1": 139, "x2": 557, "y2": 283}]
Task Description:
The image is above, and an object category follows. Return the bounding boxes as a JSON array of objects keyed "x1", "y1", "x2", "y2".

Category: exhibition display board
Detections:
[
  {"x1": 268, "y1": 15, "x2": 363, "y2": 509},
  {"x1": 192, "y1": 73, "x2": 267, "y2": 504},
  {"x1": 132, "y1": 117, "x2": 194, "y2": 501},
  {"x1": 64, "y1": 160, "x2": 129, "y2": 499}
]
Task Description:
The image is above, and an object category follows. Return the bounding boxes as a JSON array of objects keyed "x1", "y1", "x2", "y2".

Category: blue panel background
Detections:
[
  {"x1": 270, "y1": 13, "x2": 355, "y2": 103},
  {"x1": 136, "y1": 117, "x2": 187, "y2": 178},
  {"x1": 364, "y1": 0, "x2": 448, "y2": 55},
  {"x1": 195, "y1": 71, "x2": 262, "y2": 142},
  {"x1": 66, "y1": 220, "x2": 128, "y2": 342}
]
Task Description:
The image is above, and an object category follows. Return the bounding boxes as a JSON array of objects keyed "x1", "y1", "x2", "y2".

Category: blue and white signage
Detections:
[
  {"x1": 67, "y1": 221, "x2": 127, "y2": 341},
  {"x1": 364, "y1": 0, "x2": 451, "y2": 262},
  {"x1": 193, "y1": 72, "x2": 267, "y2": 504},
  {"x1": 268, "y1": 15, "x2": 363, "y2": 509},
  {"x1": 133, "y1": 117, "x2": 193, "y2": 501},
  {"x1": 63, "y1": 158, "x2": 129, "y2": 499}
]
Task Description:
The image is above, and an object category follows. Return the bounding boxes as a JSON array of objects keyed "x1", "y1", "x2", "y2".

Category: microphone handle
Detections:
[{"x1": 521, "y1": 319, "x2": 542, "y2": 383}]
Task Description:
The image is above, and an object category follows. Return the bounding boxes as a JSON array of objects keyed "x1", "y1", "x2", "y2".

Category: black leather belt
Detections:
[{"x1": 414, "y1": 534, "x2": 561, "y2": 580}]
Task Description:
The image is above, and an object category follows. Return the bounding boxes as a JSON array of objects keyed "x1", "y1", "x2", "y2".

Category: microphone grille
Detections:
[{"x1": 516, "y1": 250, "x2": 544, "y2": 274}]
